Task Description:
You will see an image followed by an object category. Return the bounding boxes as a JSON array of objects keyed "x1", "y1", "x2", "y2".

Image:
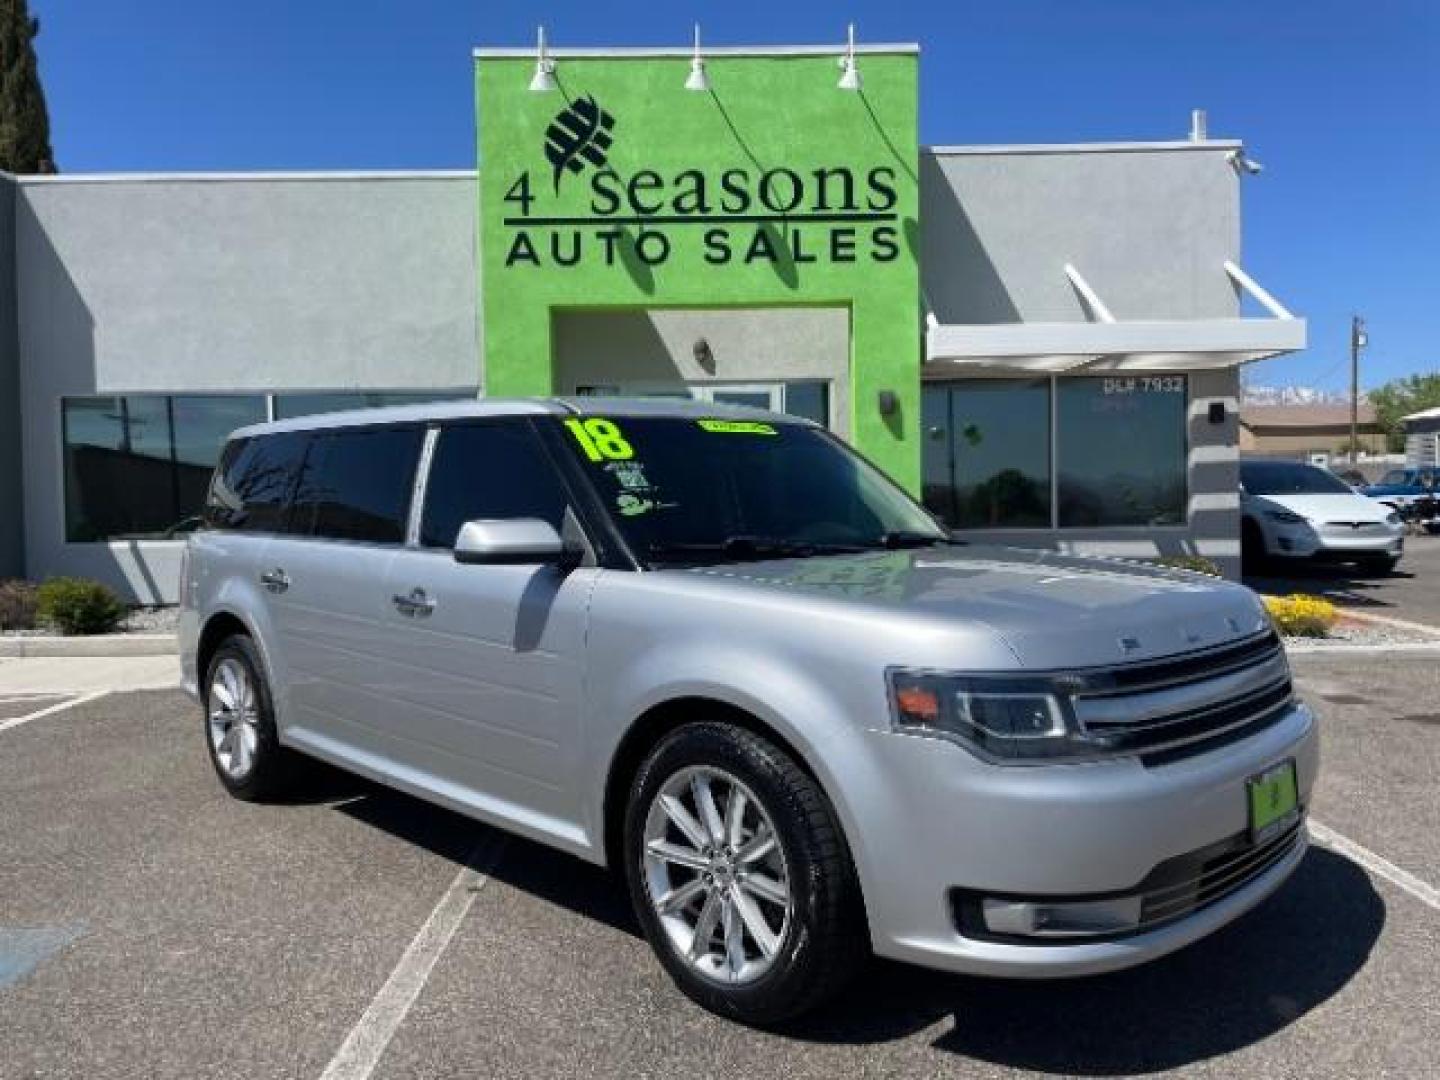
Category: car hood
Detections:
[
  {"x1": 1251, "y1": 491, "x2": 1395, "y2": 522},
  {"x1": 1361, "y1": 484, "x2": 1416, "y2": 497},
  {"x1": 681, "y1": 545, "x2": 1269, "y2": 669}
]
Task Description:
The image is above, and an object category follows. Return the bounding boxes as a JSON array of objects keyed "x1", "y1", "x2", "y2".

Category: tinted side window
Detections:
[
  {"x1": 204, "y1": 438, "x2": 250, "y2": 529},
  {"x1": 421, "y1": 423, "x2": 568, "y2": 548},
  {"x1": 293, "y1": 427, "x2": 424, "y2": 544},
  {"x1": 206, "y1": 432, "x2": 310, "y2": 532}
]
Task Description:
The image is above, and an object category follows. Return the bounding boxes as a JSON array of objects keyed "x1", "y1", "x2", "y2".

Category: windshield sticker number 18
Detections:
[{"x1": 566, "y1": 418, "x2": 634, "y2": 462}]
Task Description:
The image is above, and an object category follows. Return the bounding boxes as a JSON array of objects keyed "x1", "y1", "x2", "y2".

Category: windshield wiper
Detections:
[{"x1": 644, "y1": 535, "x2": 865, "y2": 563}]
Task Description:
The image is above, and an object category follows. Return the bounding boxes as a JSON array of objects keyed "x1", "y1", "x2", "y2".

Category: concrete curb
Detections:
[
  {"x1": 0, "y1": 634, "x2": 178, "y2": 658},
  {"x1": 1337, "y1": 608, "x2": 1440, "y2": 639}
]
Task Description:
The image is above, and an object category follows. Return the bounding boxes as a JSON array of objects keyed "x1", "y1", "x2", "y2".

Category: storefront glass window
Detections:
[
  {"x1": 923, "y1": 380, "x2": 1051, "y2": 528},
  {"x1": 63, "y1": 395, "x2": 267, "y2": 541},
  {"x1": 577, "y1": 381, "x2": 830, "y2": 426},
  {"x1": 1057, "y1": 376, "x2": 1188, "y2": 527},
  {"x1": 782, "y1": 382, "x2": 829, "y2": 426},
  {"x1": 273, "y1": 390, "x2": 476, "y2": 420}
]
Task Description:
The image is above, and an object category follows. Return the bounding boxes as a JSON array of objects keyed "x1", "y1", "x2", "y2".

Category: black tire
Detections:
[
  {"x1": 623, "y1": 721, "x2": 865, "y2": 1025},
  {"x1": 202, "y1": 634, "x2": 300, "y2": 801},
  {"x1": 1359, "y1": 556, "x2": 1400, "y2": 577}
]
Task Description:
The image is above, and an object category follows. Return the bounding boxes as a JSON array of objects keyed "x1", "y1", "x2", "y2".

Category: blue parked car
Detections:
[{"x1": 1362, "y1": 467, "x2": 1439, "y2": 509}]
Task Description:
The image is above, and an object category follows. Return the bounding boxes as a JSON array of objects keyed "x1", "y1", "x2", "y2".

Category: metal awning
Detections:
[{"x1": 925, "y1": 262, "x2": 1307, "y2": 373}]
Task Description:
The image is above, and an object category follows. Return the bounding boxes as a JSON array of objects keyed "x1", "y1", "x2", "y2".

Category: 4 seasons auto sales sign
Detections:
[
  {"x1": 474, "y1": 44, "x2": 924, "y2": 489},
  {"x1": 498, "y1": 91, "x2": 905, "y2": 271}
]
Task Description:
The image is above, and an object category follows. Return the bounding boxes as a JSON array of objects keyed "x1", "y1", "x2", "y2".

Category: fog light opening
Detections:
[{"x1": 981, "y1": 895, "x2": 1143, "y2": 938}]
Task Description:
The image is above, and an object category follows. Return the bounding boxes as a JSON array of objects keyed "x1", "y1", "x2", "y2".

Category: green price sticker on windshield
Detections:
[
  {"x1": 566, "y1": 418, "x2": 634, "y2": 462},
  {"x1": 697, "y1": 420, "x2": 777, "y2": 436}
]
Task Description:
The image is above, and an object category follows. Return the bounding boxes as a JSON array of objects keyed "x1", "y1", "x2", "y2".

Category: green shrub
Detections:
[
  {"x1": 35, "y1": 577, "x2": 127, "y2": 636},
  {"x1": 1153, "y1": 555, "x2": 1224, "y2": 578},
  {"x1": 0, "y1": 579, "x2": 40, "y2": 631}
]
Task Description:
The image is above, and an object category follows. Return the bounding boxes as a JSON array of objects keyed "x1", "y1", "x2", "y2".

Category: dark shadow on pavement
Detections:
[
  {"x1": 1245, "y1": 562, "x2": 1413, "y2": 610},
  {"x1": 783, "y1": 848, "x2": 1382, "y2": 1074},
  {"x1": 260, "y1": 758, "x2": 380, "y2": 806},
  {"x1": 331, "y1": 788, "x2": 1381, "y2": 1074}
]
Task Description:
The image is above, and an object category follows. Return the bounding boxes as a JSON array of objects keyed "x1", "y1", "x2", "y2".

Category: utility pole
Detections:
[{"x1": 1350, "y1": 315, "x2": 1367, "y2": 465}]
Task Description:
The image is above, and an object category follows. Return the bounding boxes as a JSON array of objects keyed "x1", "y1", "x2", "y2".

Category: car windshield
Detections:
[
  {"x1": 1379, "y1": 470, "x2": 1411, "y2": 486},
  {"x1": 1241, "y1": 461, "x2": 1354, "y2": 495},
  {"x1": 557, "y1": 415, "x2": 948, "y2": 565}
]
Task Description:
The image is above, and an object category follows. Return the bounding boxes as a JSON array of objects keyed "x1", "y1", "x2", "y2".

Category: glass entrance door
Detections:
[
  {"x1": 707, "y1": 385, "x2": 782, "y2": 411},
  {"x1": 578, "y1": 382, "x2": 825, "y2": 426}
]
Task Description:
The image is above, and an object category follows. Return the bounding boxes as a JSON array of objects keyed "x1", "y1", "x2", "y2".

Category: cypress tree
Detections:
[{"x1": 0, "y1": 0, "x2": 54, "y2": 173}]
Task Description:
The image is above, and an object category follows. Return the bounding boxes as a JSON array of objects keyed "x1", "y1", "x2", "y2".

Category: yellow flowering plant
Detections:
[{"x1": 1262, "y1": 593, "x2": 1338, "y2": 638}]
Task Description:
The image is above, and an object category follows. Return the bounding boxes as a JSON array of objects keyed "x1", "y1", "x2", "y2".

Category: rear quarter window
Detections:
[{"x1": 204, "y1": 432, "x2": 310, "y2": 532}]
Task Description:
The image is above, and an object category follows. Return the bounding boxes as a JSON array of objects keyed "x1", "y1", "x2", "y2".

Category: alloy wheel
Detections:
[
  {"x1": 641, "y1": 766, "x2": 793, "y2": 985},
  {"x1": 207, "y1": 657, "x2": 260, "y2": 780}
]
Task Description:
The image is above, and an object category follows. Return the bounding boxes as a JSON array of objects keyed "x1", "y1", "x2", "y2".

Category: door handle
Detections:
[
  {"x1": 392, "y1": 588, "x2": 436, "y2": 617},
  {"x1": 259, "y1": 568, "x2": 290, "y2": 594}
]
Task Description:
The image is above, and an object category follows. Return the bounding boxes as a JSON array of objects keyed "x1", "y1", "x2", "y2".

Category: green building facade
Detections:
[{"x1": 476, "y1": 45, "x2": 923, "y2": 490}]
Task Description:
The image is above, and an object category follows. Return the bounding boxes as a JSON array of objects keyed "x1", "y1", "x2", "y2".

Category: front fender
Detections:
[{"x1": 585, "y1": 638, "x2": 894, "y2": 929}]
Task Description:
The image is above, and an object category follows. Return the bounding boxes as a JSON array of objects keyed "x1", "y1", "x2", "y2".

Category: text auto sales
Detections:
[{"x1": 501, "y1": 164, "x2": 901, "y2": 269}]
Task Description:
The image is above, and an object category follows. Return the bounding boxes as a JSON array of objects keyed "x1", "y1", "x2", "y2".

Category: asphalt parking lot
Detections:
[
  {"x1": 1247, "y1": 532, "x2": 1440, "y2": 625},
  {"x1": 2, "y1": 657, "x2": 1437, "y2": 1079}
]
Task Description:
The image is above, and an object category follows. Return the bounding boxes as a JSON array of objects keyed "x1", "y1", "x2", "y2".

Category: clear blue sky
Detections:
[{"x1": 32, "y1": 1, "x2": 1439, "y2": 392}]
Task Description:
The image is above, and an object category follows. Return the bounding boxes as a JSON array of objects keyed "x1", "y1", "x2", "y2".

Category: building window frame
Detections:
[
  {"x1": 59, "y1": 388, "x2": 478, "y2": 545},
  {"x1": 60, "y1": 393, "x2": 270, "y2": 544},
  {"x1": 923, "y1": 373, "x2": 1192, "y2": 532}
]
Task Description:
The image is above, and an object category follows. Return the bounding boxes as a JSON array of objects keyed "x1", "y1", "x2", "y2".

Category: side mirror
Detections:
[{"x1": 453, "y1": 518, "x2": 578, "y2": 567}]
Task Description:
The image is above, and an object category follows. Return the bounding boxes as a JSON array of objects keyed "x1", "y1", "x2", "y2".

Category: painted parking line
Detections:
[
  {"x1": 311, "y1": 817, "x2": 1429, "y2": 1080},
  {"x1": 1310, "y1": 819, "x2": 1440, "y2": 913},
  {"x1": 0, "y1": 691, "x2": 107, "y2": 735},
  {"x1": 0, "y1": 694, "x2": 69, "y2": 721},
  {"x1": 1340, "y1": 609, "x2": 1440, "y2": 639},
  {"x1": 0, "y1": 924, "x2": 87, "y2": 990},
  {"x1": 318, "y1": 834, "x2": 507, "y2": 1080},
  {"x1": 1284, "y1": 641, "x2": 1440, "y2": 655}
]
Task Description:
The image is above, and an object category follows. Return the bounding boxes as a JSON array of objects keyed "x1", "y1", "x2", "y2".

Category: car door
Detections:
[
  {"x1": 262, "y1": 424, "x2": 426, "y2": 756},
  {"x1": 379, "y1": 419, "x2": 597, "y2": 844}
]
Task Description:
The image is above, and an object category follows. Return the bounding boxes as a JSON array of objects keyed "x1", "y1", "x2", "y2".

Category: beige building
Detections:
[{"x1": 1239, "y1": 403, "x2": 1385, "y2": 458}]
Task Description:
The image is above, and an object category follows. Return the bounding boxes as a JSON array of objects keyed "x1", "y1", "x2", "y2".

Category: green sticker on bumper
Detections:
[{"x1": 697, "y1": 419, "x2": 776, "y2": 435}]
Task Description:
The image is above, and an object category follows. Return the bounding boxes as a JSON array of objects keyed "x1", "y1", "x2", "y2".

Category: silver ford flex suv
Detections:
[{"x1": 180, "y1": 398, "x2": 1316, "y2": 1024}]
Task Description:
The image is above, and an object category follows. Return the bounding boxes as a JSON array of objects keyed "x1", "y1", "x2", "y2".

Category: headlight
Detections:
[
  {"x1": 889, "y1": 670, "x2": 1085, "y2": 762},
  {"x1": 1264, "y1": 509, "x2": 1307, "y2": 525}
]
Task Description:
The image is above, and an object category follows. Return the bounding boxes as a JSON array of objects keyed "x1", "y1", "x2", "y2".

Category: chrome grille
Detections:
[
  {"x1": 1071, "y1": 632, "x2": 1294, "y2": 764},
  {"x1": 1322, "y1": 520, "x2": 1387, "y2": 533}
]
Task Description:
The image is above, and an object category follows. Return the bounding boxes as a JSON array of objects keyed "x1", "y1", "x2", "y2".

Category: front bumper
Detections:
[
  {"x1": 853, "y1": 700, "x2": 1318, "y2": 978},
  {"x1": 1268, "y1": 521, "x2": 1403, "y2": 559}
]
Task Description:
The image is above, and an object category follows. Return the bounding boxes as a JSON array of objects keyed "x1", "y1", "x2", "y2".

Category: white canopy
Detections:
[{"x1": 926, "y1": 262, "x2": 1306, "y2": 374}]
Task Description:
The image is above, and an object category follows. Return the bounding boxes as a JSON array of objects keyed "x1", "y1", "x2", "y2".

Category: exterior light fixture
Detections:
[
  {"x1": 838, "y1": 23, "x2": 862, "y2": 91},
  {"x1": 685, "y1": 24, "x2": 711, "y2": 91},
  {"x1": 529, "y1": 26, "x2": 557, "y2": 93},
  {"x1": 1227, "y1": 149, "x2": 1264, "y2": 175}
]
